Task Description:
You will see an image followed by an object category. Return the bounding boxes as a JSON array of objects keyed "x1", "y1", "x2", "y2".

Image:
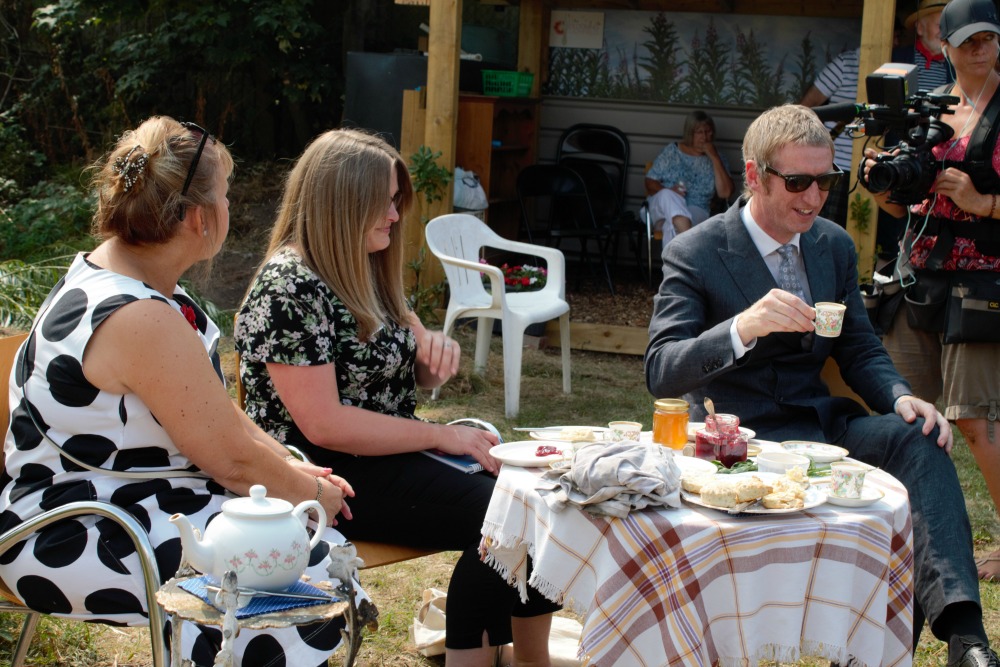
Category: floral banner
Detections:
[{"x1": 546, "y1": 10, "x2": 861, "y2": 108}]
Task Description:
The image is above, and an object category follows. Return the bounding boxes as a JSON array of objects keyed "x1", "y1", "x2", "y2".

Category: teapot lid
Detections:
[{"x1": 221, "y1": 485, "x2": 293, "y2": 517}]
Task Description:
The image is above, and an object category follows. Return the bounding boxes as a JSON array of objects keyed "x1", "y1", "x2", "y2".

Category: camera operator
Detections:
[{"x1": 862, "y1": 0, "x2": 1000, "y2": 584}]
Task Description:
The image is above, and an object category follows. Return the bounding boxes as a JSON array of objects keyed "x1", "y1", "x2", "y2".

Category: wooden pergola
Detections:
[{"x1": 401, "y1": 0, "x2": 896, "y2": 281}]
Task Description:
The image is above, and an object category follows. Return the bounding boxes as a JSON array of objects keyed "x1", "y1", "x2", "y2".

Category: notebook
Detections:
[{"x1": 421, "y1": 449, "x2": 483, "y2": 474}]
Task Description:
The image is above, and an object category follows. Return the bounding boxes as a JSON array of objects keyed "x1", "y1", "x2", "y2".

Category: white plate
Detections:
[
  {"x1": 492, "y1": 440, "x2": 572, "y2": 467},
  {"x1": 681, "y1": 472, "x2": 826, "y2": 515},
  {"x1": 672, "y1": 455, "x2": 717, "y2": 478},
  {"x1": 529, "y1": 426, "x2": 609, "y2": 442},
  {"x1": 687, "y1": 422, "x2": 756, "y2": 441},
  {"x1": 816, "y1": 483, "x2": 885, "y2": 507},
  {"x1": 780, "y1": 441, "x2": 849, "y2": 464}
]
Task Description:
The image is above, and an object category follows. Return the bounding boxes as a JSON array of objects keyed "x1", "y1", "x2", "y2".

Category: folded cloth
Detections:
[{"x1": 535, "y1": 441, "x2": 682, "y2": 517}]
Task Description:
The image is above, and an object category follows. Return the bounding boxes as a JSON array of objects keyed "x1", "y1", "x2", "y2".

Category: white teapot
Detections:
[{"x1": 169, "y1": 484, "x2": 326, "y2": 592}]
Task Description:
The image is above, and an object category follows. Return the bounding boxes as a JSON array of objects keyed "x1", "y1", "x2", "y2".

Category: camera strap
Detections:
[{"x1": 937, "y1": 82, "x2": 1000, "y2": 193}]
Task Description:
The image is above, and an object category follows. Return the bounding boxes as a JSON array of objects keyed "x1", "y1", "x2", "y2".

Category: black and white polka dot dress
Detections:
[{"x1": 1, "y1": 253, "x2": 360, "y2": 666}]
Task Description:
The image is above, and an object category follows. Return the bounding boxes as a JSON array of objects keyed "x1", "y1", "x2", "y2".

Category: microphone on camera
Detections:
[{"x1": 812, "y1": 102, "x2": 868, "y2": 124}]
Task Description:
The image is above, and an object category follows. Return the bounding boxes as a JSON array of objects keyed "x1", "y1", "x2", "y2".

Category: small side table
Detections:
[{"x1": 156, "y1": 543, "x2": 378, "y2": 667}]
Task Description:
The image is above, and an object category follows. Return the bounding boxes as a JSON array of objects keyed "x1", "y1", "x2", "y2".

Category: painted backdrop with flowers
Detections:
[{"x1": 546, "y1": 10, "x2": 860, "y2": 108}]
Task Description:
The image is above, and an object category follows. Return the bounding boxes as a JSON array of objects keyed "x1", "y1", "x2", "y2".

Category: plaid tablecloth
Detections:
[{"x1": 481, "y1": 462, "x2": 913, "y2": 667}]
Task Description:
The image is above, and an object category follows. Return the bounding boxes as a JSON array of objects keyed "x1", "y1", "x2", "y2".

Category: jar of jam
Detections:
[
  {"x1": 653, "y1": 398, "x2": 689, "y2": 450},
  {"x1": 694, "y1": 414, "x2": 747, "y2": 467}
]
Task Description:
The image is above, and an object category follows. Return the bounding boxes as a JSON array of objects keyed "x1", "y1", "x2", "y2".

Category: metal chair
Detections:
[
  {"x1": 425, "y1": 213, "x2": 571, "y2": 419},
  {"x1": 516, "y1": 164, "x2": 616, "y2": 295},
  {"x1": 555, "y1": 123, "x2": 631, "y2": 212},
  {"x1": 0, "y1": 332, "x2": 168, "y2": 667}
]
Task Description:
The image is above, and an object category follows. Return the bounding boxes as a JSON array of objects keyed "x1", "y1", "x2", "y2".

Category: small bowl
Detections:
[{"x1": 756, "y1": 451, "x2": 810, "y2": 475}]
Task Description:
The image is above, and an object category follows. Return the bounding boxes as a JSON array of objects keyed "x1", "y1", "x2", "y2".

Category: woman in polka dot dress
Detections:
[{"x1": 0, "y1": 116, "x2": 365, "y2": 666}]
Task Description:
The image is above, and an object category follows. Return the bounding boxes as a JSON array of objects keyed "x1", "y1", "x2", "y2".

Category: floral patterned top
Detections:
[
  {"x1": 909, "y1": 133, "x2": 1000, "y2": 272},
  {"x1": 234, "y1": 248, "x2": 419, "y2": 449},
  {"x1": 646, "y1": 142, "x2": 729, "y2": 214}
]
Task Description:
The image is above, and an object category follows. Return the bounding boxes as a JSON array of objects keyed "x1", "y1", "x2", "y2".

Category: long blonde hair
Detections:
[{"x1": 262, "y1": 129, "x2": 414, "y2": 340}]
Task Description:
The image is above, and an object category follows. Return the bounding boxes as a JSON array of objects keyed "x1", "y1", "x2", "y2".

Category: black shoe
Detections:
[{"x1": 951, "y1": 642, "x2": 1000, "y2": 667}]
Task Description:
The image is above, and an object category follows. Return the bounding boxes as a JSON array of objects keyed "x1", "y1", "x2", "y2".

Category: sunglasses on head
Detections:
[
  {"x1": 764, "y1": 165, "x2": 843, "y2": 193},
  {"x1": 177, "y1": 122, "x2": 216, "y2": 221}
]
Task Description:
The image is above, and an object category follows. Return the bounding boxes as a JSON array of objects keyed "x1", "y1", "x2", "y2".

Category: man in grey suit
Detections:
[{"x1": 646, "y1": 104, "x2": 997, "y2": 667}]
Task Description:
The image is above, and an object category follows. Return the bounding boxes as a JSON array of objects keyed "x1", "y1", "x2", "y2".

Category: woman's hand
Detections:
[
  {"x1": 316, "y1": 476, "x2": 350, "y2": 526},
  {"x1": 409, "y1": 314, "x2": 460, "y2": 389},
  {"x1": 433, "y1": 424, "x2": 502, "y2": 475},
  {"x1": 931, "y1": 167, "x2": 992, "y2": 215}
]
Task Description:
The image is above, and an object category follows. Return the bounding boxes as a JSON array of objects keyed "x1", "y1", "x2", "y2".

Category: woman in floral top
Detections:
[{"x1": 235, "y1": 129, "x2": 558, "y2": 666}]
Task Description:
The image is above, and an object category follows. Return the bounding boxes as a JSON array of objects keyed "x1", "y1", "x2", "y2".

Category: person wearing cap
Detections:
[
  {"x1": 862, "y1": 1, "x2": 1000, "y2": 656},
  {"x1": 894, "y1": 0, "x2": 956, "y2": 91}
]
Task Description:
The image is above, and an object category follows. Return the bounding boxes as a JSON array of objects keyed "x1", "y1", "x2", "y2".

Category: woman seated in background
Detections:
[
  {"x1": 645, "y1": 109, "x2": 735, "y2": 243},
  {"x1": 235, "y1": 128, "x2": 559, "y2": 667},
  {"x1": 0, "y1": 116, "x2": 362, "y2": 666}
]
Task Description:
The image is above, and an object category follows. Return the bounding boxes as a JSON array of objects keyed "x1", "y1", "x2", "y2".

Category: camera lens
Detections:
[{"x1": 867, "y1": 154, "x2": 923, "y2": 194}]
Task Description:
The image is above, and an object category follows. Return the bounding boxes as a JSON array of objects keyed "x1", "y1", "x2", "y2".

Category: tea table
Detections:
[{"x1": 480, "y1": 448, "x2": 913, "y2": 667}]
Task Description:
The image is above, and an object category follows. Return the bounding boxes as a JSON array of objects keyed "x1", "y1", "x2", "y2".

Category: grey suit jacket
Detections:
[{"x1": 645, "y1": 199, "x2": 912, "y2": 443}]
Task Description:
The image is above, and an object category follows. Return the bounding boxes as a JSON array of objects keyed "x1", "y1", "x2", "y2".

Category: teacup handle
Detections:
[{"x1": 293, "y1": 500, "x2": 327, "y2": 549}]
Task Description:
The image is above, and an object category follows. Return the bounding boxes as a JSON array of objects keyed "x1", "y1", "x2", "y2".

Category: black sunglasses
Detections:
[
  {"x1": 764, "y1": 165, "x2": 843, "y2": 193},
  {"x1": 177, "y1": 122, "x2": 215, "y2": 220}
]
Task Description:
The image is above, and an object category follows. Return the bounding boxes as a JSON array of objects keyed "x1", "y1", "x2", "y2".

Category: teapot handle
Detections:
[{"x1": 292, "y1": 500, "x2": 327, "y2": 549}]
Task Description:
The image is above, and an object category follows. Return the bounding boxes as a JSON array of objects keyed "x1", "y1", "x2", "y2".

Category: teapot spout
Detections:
[{"x1": 169, "y1": 513, "x2": 214, "y2": 575}]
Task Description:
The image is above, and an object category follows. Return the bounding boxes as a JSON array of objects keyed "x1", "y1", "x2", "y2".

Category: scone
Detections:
[
  {"x1": 761, "y1": 491, "x2": 805, "y2": 510},
  {"x1": 770, "y1": 476, "x2": 807, "y2": 499},
  {"x1": 699, "y1": 479, "x2": 738, "y2": 508},
  {"x1": 785, "y1": 467, "x2": 809, "y2": 486},
  {"x1": 681, "y1": 474, "x2": 714, "y2": 494},
  {"x1": 560, "y1": 426, "x2": 596, "y2": 442},
  {"x1": 734, "y1": 476, "x2": 769, "y2": 502}
]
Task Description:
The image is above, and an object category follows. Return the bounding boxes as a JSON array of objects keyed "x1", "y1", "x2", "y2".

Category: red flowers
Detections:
[
  {"x1": 180, "y1": 304, "x2": 198, "y2": 330},
  {"x1": 480, "y1": 261, "x2": 548, "y2": 293}
]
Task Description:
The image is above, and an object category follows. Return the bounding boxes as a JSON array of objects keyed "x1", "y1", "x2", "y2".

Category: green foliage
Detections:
[
  {"x1": 731, "y1": 28, "x2": 787, "y2": 108},
  {"x1": 639, "y1": 13, "x2": 683, "y2": 102},
  {"x1": 546, "y1": 48, "x2": 608, "y2": 97},
  {"x1": 406, "y1": 146, "x2": 451, "y2": 319},
  {"x1": 409, "y1": 146, "x2": 452, "y2": 208},
  {"x1": 0, "y1": 255, "x2": 73, "y2": 328},
  {"x1": 788, "y1": 33, "x2": 820, "y2": 101},
  {"x1": 0, "y1": 179, "x2": 96, "y2": 261},
  {"x1": 682, "y1": 20, "x2": 729, "y2": 105},
  {"x1": 406, "y1": 246, "x2": 445, "y2": 325},
  {"x1": 0, "y1": 112, "x2": 48, "y2": 205}
]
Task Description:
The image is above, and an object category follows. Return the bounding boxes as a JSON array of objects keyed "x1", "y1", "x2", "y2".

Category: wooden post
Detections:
[
  {"x1": 401, "y1": 89, "x2": 428, "y2": 292},
  {"x1": 849, "y1": 0, "x2": 895, "y2": 282},
  {"x1": 518, "y1": 0, "x2": 545, "y2": 95},
  {"x1": 419, "y1": 0, "x2": 462, "y2": 289}
]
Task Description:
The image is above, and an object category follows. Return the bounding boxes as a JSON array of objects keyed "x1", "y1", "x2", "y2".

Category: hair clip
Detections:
[{"x1": 112, "y1": 145, "x2": 150, "y2": 193}]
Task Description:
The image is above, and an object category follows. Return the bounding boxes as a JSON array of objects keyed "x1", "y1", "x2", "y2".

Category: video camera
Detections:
[{"x1": 814, "y1": 63, "x2": 957, "y2": 205}]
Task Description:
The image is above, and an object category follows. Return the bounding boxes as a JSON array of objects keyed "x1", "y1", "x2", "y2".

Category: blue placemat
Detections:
[{"x1": 178, "y1": 575, "x2": 340, "y2": 618}]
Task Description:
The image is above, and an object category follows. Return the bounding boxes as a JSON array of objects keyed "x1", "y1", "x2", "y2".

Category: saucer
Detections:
[{"x1": 819, "y1": 484, "x2": 884, "y2": 507}]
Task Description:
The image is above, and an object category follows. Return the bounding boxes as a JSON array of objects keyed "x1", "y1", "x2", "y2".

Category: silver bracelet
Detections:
[
  {"x1": 284, "y1": 454, "x2": 298, "y2": 462},
  {"x1": 315, "y1": 477, "x2": 323, "y2": 502}
]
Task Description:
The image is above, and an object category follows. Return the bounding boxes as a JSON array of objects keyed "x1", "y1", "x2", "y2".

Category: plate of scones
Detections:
[{"x1": 679, "y1": 470, "x2": 825, "y2": 514}]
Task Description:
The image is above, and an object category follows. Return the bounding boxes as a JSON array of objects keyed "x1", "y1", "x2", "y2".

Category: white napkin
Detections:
[{"x1": 535, "y1": 441, "x2": 682, "y2": 517}]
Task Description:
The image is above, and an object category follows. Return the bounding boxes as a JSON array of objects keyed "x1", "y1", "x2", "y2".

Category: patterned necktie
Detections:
[{"x1": 776, "y1": 244, "x2": 805, "y2": 301}]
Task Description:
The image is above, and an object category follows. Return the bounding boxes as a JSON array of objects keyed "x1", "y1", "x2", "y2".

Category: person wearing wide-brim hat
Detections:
[{"x1": 893, "y1": 0, "x2": 955, "y2": 90}]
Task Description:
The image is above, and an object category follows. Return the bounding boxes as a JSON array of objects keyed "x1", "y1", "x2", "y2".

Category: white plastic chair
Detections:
[{"x1": 425, "y1": 213, "x2": 571, "y2": 418}]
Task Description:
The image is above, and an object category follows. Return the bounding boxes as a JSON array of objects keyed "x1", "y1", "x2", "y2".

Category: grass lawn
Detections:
[{"x1": 2, "y1": 323, "x2": 998, "y2": 666}]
